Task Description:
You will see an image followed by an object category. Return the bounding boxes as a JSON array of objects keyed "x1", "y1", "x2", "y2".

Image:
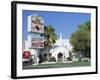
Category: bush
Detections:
[
  {"x1": 39, "y1": 54, "x2": 43, "y2": 63},
  {"x1": 42, "y1": 54, "x2": 48, "y2": 62},
  {"x1": 49, "y1": 57, "x2": 56, "y2": 62},
  {"x1": 67, "y1": 57, "x2": 72, "y2": 61},
  {"x1": 82, "y1": 58, "x2": 90, "y2": 62}
]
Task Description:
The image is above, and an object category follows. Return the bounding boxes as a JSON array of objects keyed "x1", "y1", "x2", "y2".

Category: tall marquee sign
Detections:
[{"x1": 28, "y1": 14, "x2": 44, "y2": 48}]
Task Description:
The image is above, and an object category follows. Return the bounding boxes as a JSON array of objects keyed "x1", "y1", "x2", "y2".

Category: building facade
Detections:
[{"x1": 23, "y1": 32, "x2": 74, "y2": 64}]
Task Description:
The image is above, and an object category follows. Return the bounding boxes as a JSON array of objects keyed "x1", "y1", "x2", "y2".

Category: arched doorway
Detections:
[{"x1": 58, "y1": 52, "x2": 63, "y2": 62}]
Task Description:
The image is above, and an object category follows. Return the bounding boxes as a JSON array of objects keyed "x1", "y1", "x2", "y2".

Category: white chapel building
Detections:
[
  {"x1": 23, "y1": 32, "x2": 73, "y2": 63},
  {"x1": 50, "y1": 32, "x2": 73, "y2": 62}
]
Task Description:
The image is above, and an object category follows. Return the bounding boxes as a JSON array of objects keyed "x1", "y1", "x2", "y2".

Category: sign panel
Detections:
[
  {"x1": 28, "y1": 14, "x2": 44, "y2": 33},
  {"x1": 31, "y1": 36, "x2": 44, "y2": 48}
]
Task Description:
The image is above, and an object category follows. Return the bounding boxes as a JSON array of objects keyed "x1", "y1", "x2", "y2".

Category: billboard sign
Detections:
[
  {"x1": 31, "y1": 36, "x2": 44, "y2": 48},
  {"x1": 28, "y1": 14, "x2": 44, "y2": 33}
]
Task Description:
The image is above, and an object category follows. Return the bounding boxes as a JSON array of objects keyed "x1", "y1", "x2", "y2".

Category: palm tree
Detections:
[{"x1": 44, "y1": 25, "x2": 57, "y2": 61}]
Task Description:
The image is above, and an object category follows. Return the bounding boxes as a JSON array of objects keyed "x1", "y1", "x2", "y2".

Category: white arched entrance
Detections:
[{"x1": 50, "y1": 46, "x2": 69, "y2": 62}]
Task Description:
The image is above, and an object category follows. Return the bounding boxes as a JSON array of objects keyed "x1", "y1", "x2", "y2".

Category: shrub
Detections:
[
  {"x1": 67, "y1": 57, "x2": 72, "y2": 61},
  {"x1": 42, "y1": 54, "x2": 48, "y2": 62},
  {"x1": 42, "y1": 57, "x2": 48, "y2": 62},
  {"x1": 49, "y1": 57, "x2": 56, "y2": 62}
]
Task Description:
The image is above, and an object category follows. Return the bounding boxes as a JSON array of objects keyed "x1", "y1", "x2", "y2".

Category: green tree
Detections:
[
  {"x1": 44, "y1": 25, "x2": 57, "y2": 61},
  {"x1": 70, "y1": 21, "x2": 91, "y2": 58}
]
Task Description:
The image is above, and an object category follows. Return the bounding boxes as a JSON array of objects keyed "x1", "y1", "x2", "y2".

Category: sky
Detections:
[{"x1": 22, "y1": 10, "x2": 90, "y2": 40}]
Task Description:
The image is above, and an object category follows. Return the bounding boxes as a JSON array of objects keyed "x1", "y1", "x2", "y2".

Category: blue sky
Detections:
[{"x1": 22, "y1": 10, "x2": 90, "y2": 40}]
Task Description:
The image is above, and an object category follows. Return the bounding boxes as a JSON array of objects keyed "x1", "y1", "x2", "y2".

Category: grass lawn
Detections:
[{"x1": 23, "y1": 61, "x2": 91, "y2": 69}]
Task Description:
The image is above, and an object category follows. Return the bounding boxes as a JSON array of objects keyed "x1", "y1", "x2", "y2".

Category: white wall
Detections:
[{"x1": 0, "y1": 0, "x2": 99, "y2": 80}]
